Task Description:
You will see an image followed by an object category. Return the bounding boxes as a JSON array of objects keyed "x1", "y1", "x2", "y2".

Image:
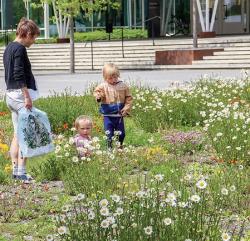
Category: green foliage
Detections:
[
  {"x1": 33, "y1": 28, "x2": 147, "y2": 44},
  {"x1": 0, "y1": 155, "x2": 11, "y2": 185},
  {"x1": 35, "y1": 38, "x2": 57, "y2": 44},
  {"x1": 74, "y1": 28, "x2": 147, "y2": 41},
  {"x1": 35, "y1": 90, "x2": 98, "y2": 133},
  {"x1": 31, "y1": 155, "x2": 61, "y2": 181}
]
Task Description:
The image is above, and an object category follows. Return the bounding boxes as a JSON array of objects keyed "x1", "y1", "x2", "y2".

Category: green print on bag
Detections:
[{"x1": 23, "y1": 114, "x2": 51, "y2": 149}]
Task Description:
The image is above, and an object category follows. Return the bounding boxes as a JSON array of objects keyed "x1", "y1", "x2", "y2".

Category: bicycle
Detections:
[{"x1": 165, "y1": 15, "x2": 190, "y2": 37}]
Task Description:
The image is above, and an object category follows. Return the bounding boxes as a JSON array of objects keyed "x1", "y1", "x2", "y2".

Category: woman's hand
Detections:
[
  {"x1": 22, "y1": 87, "x2": 32, "y2": 109},
  {"x1": 24, "y1": 96, "x2": 32, "y2": 109}
]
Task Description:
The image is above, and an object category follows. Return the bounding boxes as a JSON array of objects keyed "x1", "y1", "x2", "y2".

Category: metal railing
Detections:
[
  {"x1": 0, "y1": 29, "x2": 15, "y2": 46},
  {"x1": 144, "y1": 16, "x2": 161, "y2": 46}
]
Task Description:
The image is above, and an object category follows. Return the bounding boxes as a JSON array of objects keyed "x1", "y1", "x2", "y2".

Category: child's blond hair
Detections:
[
  {"x1": 102, "y1": 63, "x2": 120, "y2": 81},
  {"x1": 75, "y1": 115, "x2": 93, "y2": 129}
]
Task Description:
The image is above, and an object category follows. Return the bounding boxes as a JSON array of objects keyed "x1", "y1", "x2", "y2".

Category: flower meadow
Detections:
[{"x1": 0, "y1": 73, "x2": 249, "y2": 241}]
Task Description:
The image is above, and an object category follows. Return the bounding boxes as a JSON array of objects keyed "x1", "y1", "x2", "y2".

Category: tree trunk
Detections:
[{"x1": 69, "y1": 15, "x2": 75, "y2": 74}]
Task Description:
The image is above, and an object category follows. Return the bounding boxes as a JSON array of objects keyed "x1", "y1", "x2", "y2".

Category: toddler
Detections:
[
  {"x1": 74, "y1": 115, "x2": 93, "y2": 157},
  {"x1": 94, "y1": 63, "x2": 132, "y2": 149}
]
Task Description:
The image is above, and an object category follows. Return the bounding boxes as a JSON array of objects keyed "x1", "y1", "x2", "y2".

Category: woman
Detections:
[{"x1": 4, "y1": 18, "x2": 40, "y2": 182}]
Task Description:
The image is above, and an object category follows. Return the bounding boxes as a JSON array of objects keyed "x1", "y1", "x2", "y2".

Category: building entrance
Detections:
[{"x1": 216, "y1": 0, "x2": 249, "y2": 34}]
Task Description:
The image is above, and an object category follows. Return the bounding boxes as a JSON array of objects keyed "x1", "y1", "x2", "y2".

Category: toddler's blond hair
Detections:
[
  {"x1": 102, "y1": 63, "x2": 120, "y2": 81},
  {"x1": 75, "y1": 115, "x2": 93, "y2": 129}
]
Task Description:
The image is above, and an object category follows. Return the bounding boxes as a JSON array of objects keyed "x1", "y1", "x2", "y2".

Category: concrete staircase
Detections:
[
  {"x1": 0, "y1": 35, "x2": 250, "y2": 71},
  {"x1": 192, "y1": 44, "x2": 250, "y2": 68}
]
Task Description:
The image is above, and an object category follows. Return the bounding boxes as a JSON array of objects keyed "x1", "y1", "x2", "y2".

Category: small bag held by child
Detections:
[{"x1": 17, "y1": 107, "x2": 54, "y2": 157}]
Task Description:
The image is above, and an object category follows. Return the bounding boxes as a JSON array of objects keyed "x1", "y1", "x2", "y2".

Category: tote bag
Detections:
[{"x1": 17, "y1": 107, "x2": 54, "y2": 157}]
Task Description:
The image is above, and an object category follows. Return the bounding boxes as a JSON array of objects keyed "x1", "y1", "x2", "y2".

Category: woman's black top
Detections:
[{"x1": 3, "y1": 41, "x2": 37, "y2": 90}]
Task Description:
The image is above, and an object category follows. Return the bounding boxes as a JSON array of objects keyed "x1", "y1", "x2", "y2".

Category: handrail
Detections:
[
  {"x1": 144, "y1": 16, "x2": 161, "y2": 46},
  {"x1": 0, "y1": 30, "x2": 11, "y2": 46},
  {"x1": 144, "y1": 16, "x2": 161, "y2": 23}
]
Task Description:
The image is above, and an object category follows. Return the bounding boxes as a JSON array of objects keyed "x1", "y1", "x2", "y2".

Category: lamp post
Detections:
[
  {"x1": 0, "y1": 0, "x2": 3, "y2": 30},
  {"x1": 193, "y1": 0, "x2": 198, "y2": 48}
]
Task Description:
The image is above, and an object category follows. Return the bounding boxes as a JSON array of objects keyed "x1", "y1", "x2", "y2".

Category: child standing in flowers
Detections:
[
  {"x1": 3, "y1": 18, "x2": 40, "y2": 182},
  {"x1": 74, "y1": 115, "x2": 93, "y2": 157},
  {"x1": 94, "y1": 63, "x2": 132, "y2": 149}
]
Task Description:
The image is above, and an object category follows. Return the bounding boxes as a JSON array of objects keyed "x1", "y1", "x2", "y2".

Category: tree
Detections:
[{"x1": 40, "y1": 0, "x2": 119, "y2": 73}]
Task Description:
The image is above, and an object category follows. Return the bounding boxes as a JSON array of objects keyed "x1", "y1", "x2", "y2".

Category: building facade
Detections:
[{"x1": 0, "y1": 0, "x2": 249, "y2": 37}]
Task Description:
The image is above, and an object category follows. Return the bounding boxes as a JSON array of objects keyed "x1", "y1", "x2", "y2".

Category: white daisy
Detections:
[
  {"x1": 55, "y1": 145, "x2": 61, "y2": 154},
  {"x1": 221, "y1": 188, "x2": 229, "y2": 195},
  {"x1": 58, "y1": 226, "x2": 67, "y2": 235},
  {"x1": 131, "y1": 223, "x2": 137, "y2": 228},
  {"x1": 229, "y1": 185, "x2": 236, "y2": 192},
  {"x1": 190, "y1": 194, "x2": 201, "y2": 203},
  {"x1": 100, "y1": 207, "x2": 109, "y2": 216},
  {"x1": 62, "y1": 205, "x2": 71, "y2": 212},
  {"x1": 196, "y1": 179, "x2": 207, "y2": 189},
  {"x1": 88, "y1": 211, "x2": 95, "y2": 220},
  {"x1": 92, "y1": 137, "x2": 99, "y2": 142},
  {"x1": 46, "y1": 235, "x2": 54, "y2": 241},
  {"x1": 136, "y1": 191, "x2": 145, "y2": 198},
  {"x1": 221, "y1": 232, "x2": 231, "y2": 241},
  {"x1": 99, "y1": 199, "x2": 109, "y2": 207},
  {"x1": 144, "y1": 226, "x2": 153, "y2": 235},
  {"x1": 23, "y1": 236, "x2": 33, "y2": 241},
  {"x1": 110, "y1": 194, "x2": 120, "y2": 203},
  {"x1": 107, "y1": 216, "x2": 116, "y2": 224},
  {"x1": 68, "y1": 137, "x2": 75, "y2": 145},
  {"x1": 115, "y1": 207, "x2": 124, "y2": 215},
  {"x1": 163, "y1": 217, "x2": 172, "y2": 226},
  {"x1": 101, "y1": 219, "x2": 110, "y2": 228},
  {"x1": 72, "y1": 156, "x2": 79, "y2": 163},
  {"x1": 178, "y1": 201, "x2": 188, "y2": 208},
  {"x1": 77, "y1": 193, "x2": 85, "y2": 201},
  {"x1": 184, "y1": 174, "x2": 192, "y2": 181},
  {"x1": 166, "y1": 192, "x2": 176, "y2": 202},
  {"x1": 155, "y1": 174, "x2": 164, "y2": 182}
]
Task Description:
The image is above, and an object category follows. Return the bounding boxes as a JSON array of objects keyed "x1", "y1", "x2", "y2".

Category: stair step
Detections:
[
  {"x1": 28, "y1": 58, "x2": 155, "y2": 63},
  {"x1": 30, "y1": 61, "x2": 155, "y2": 66},
  {"x1": 193, "y1": 59, "x2": 250, "y2": 64},
  {"x1": 203, "y1": 55, "x2": 250, "y2": 60},
  {"x1": 214, "y1": 51, "x2": 250, "y2": 55},
  {"x1": 28, "y1": 54, "x2": 155, "y2": 59},
  {"x1": 191, "y1": 63, "x2": 250, "y2": 68},
  {"x1": 224, "y1": 47, "x2": 250, "y2": 51}
]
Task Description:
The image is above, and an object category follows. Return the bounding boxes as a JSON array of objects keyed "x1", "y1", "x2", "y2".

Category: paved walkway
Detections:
[{"x1": 0, "y1": 69, "x2": 245, "y2": 97}]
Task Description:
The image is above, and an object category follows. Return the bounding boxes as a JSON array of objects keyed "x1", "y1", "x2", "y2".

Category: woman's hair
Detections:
[
  {"x1": 75, "y1": 115, "x2": 93, "y2": 129},
  {"x1": 102, "y1": 63, "x2": 120, "y2": 81},
  {"x1": 16, "y1": 17, "x2": 40, "y2": 38}
]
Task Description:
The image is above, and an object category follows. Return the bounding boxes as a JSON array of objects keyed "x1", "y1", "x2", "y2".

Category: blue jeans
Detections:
[{"x1": 104, "y1": 116, "x2": 125, "y2": 148}]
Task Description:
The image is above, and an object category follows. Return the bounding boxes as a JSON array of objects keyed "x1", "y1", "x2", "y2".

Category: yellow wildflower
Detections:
[
  {"x1": 4, "y1": 164, "x2": 12, "y2": 174},
  {"x1": 0, "y1": 143, "x2": 9, "y2": 153}
]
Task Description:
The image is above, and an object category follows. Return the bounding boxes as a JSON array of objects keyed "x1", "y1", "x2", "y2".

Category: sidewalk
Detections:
[{"x1": 0, "y1": 69, "x2": 245, "y2": 97}]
